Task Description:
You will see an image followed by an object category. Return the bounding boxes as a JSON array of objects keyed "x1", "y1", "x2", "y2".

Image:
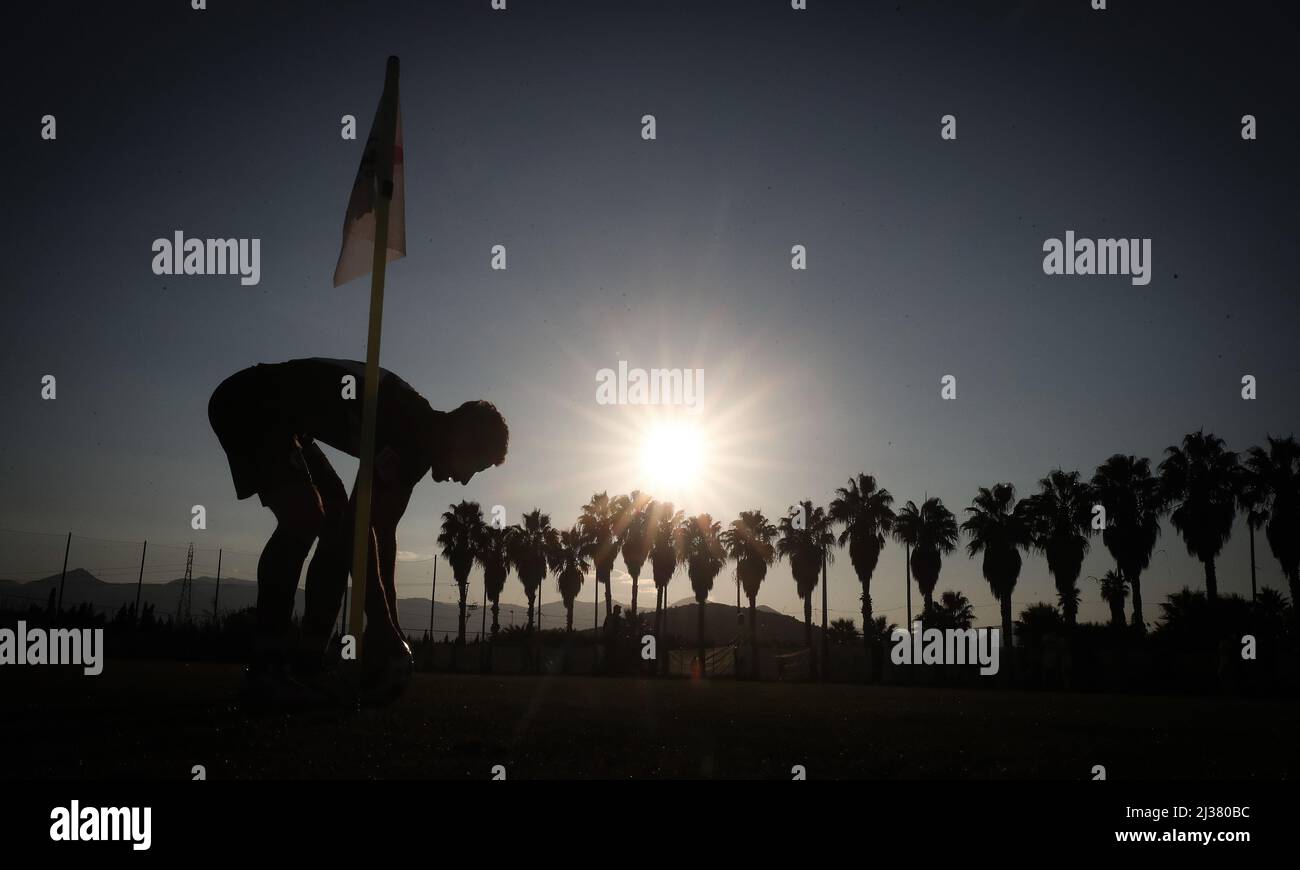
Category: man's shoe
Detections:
[{"x1": 360, "y1": 646, "x2": 415, "y2": 706}]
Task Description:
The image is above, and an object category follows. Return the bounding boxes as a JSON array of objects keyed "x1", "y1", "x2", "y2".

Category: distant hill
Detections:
[
  {"x1": 667, "y1": 596, "x2": 781, "y2": 614},
  {"x1": 0, "y1": 569, "x2": 821, "y2": 646},
  {"x1": 0, "y1": 569, "x2": 266, "y2": 621},
  {"x1": 406, "y1": 596, "x2": 819, "y2": 646}
]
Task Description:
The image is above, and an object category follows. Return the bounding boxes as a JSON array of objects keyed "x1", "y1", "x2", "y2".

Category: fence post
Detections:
[
  {"x1": 134, "y1": 540, "x2": 148, "y2": 620},
  {"x1": 56, "y1": 532, "x2": 71, "y2": 612},
  {"x1": 213, "y1": 549, "x2": 222, "y2": 622},
  {"x1": 429, "y1": 557, "x2": 437, "y2": 637},
  {"x1": 340, "y1": 580, "x2": 348, "y2": 638}
]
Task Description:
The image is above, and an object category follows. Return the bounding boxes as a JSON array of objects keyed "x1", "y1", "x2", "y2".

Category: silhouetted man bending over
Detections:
[{"x1": 208, "y1": 357, "x2": 508, "y2": 703}]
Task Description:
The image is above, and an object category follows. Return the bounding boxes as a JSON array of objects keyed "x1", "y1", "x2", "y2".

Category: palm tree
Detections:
[
  {"x1": 1254, "y1": 586, "x2": 1292, "y2": 636},
  {"x1": 1096, "y1": 570, "x2": 1128, "y2": 628},
  {"x1": 1015, "y1": 602, "x2": 1065, "y2": 649},
  {"x1": 870, "y1": 615, "x2": 898, "y2": 642},
  {"x1": 961, "y1": 484, "x2": 1029, "y2": 652},
  {"x1": 1160, "y1": 430, "x2": 1241, "y2": 601},
  {"x1": 678, "y1": 513, "x2": 724, "y2": 674},
  {"x1": 505, "y1": 509, "x2": 558, "y2": 633},
  {"x1": 827, "y1": 618, "x2": 859, "y2": 644},
  {"x1": 828, "y1": 473, "x2": 896, "y2": 666},
  {"x1": 1023, "y1": 469, "x2": 1095, "y2": 626},
  {"x1": 549, "y1": 526, "x2": 589, "y2": 633},
  {"x1": 475, "y1": 524, "x2": 512, "y2": 640},
  {"x1": 1245, "y1": 436, "x2": 1300, "y2": 605},
  {"x1": 893, "y1": 497, "x2": 959, "y2": 617},
  {"x1": 777, "y1": 500, "x2": 835, "y2": 668},
  {"x1": 648, "y1": 501, "x2": 684, "y2": 673},
  {"x1": 719, "y1": 509, "x2": 778, "y2": 678},
  {"x1": 578, "y1": 491, "x2": 620, "y2": 618},
  {"x1": 930, "y1": 589, "x2": 976, "y2": 630},
  {"x1": 1238, "y1": 482, "x2": 1268, "y2": 604},
  {"x1": 1092, "y1": 454, "x2": 1166, "y2": 632},
  {"x1": 614, "y1": 491, "x2": 653, "y2": 617},
  {"x1": 438, "y1": 501, "x2": 484, "y2": 645}
]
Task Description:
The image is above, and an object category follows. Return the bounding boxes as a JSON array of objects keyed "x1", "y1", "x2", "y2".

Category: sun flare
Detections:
[
  {"x1": 638, "y1": 420, "x2": 708, "y2": 498},
  {"x1": 541, "y1": 335, "x2": 795, "y2": 516}
]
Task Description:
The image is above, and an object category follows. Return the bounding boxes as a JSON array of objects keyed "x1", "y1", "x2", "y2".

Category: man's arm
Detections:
[{"x1": 369, "y1": 447, "x2": 415, "y2": 620}]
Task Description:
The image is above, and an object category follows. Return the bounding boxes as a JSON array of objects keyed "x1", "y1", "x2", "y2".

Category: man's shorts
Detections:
[{"x1": 209, "y1": 366, "x2": 319, "y2": 504}]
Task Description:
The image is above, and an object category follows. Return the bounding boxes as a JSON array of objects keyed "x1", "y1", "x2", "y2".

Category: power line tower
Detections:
[{"x1": 177, "y1": 543, "x2": 194, "y2": 625}]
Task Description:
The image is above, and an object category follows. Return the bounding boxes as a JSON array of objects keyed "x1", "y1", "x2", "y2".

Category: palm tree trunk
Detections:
[
  {"x1": 491, "y1": 601, "x2": 500, "y2": 672},
  {"x1": 660, "y1": 586, "x2": 670, "y2": 677},
  {"x1": 1061, "y1": 586, "x2": 1078, "y2": 626},
  {"x1": 999, "y1": 593, "x2": 1014, "y2": 685},
  {"x1": 748, "y1": 596, "x2": 759, "y2": 680},
  {"x1": 456, "y1": 580, "x2": 468, "y2": 645},
  {"x1": 654, "y1": 585, "x2": 663, "y2": 675},
  {"x1": 820, "y1": 552, "x2": 829, "y2": 681},
  {"x1": 999, "y1": 594, "x2": 1013, "y2": 652},
  {"x1": 1128, "y1": 568, "x2": 1145, "y2": 633},
  {"x1": 697, "y1": 598, "x2": 706, "y2": 677},
  {"x1": 602, "y1": 567, "x2": 612, "y2": 617},
  {"x1": 630, "y1": 569, "x2": 639, "y2": 616},
  {"x1": 563, "y1": 604, "x2": 573, "y2": 675},
  {"x1": 526, "y1": 591, "x2": 535, "y2": 633},
  {"x1": 1204, "y1": 557, "x2": 1218, "y2": 601},
  {"x1": 734, "y1": 575, "x2": 742, "y2": 682},
  {"x1": 861, "y1": 584, "x2": 873, "y2": 682},
  {"x1": 1248, "y1": 525, "x2": 1257, "y2": 603},
  {"x1": 804, "y1": 596, "x2": 814, "y2": 679},
  {"x1": 904, "y1": 543, "x2": 912, "y2": 628}
]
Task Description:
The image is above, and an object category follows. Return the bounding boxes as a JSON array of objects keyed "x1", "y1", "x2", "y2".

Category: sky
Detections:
[{"x1": 1, "y1": 0, "x2": 1296, "y2": 631}]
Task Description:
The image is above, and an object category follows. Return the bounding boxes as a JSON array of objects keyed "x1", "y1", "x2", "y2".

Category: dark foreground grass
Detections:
[{"x1": 4, "y1": 660, "x2": 1299, "y2": 779}]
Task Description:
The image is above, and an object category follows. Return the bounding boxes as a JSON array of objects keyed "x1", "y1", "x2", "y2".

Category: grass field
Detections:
[{"x1": 5, "y1": 660, "x2": 1300, "y2": 779}]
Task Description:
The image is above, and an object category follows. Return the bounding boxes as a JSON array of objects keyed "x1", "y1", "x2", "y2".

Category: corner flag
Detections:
[
  {"x1": 334, "y1": 65, "x2": 406, "y2": 288},
  {"x1": 337, "y1": 56, "x2": 402, "y2": 660}
]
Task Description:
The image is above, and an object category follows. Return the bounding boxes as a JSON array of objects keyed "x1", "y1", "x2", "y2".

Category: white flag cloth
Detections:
[{"x1": 333, "y1": 103, "x2": 406, "y2": 287}]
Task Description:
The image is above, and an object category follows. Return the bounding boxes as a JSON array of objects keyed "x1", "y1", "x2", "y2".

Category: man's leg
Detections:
[
  {"x1": 300, "y1": 462, "x2": 408, "y2": 665},
  {"x1": 299, "y1": 443, "x2": 350, "y2": 662},
  {"x1": 256, "y1": 472, "x2": 323, "y2": 672},
  {"x1": 363, "y1": 478, "x2": 412, "y2": 659},
  {"x1": 210, "y1": 379, "x2": 330, "y2": 700},
  {"x1": 372, "y1": 527, "x2": 400, "y2": 639}
]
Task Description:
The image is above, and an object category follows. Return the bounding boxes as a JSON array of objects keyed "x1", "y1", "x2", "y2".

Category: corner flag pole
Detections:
[{"x1": 348, "y1": 56, "x2": 401, "y2": 659}]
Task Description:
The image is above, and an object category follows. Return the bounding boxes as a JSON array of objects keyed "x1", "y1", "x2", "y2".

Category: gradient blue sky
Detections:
[{"x1": 3, "y1": 0, "x2": 1296, "y2": 628}]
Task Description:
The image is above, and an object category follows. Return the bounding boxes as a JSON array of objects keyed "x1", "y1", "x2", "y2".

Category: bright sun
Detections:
[{"x1": 638, "y1": 420, "x2": 707, "y2": 497}]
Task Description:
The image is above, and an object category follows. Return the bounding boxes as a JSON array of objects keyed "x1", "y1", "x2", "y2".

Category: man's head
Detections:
[{"x1": 431, "y1": 400, "x2": 509, "y2": 485}]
